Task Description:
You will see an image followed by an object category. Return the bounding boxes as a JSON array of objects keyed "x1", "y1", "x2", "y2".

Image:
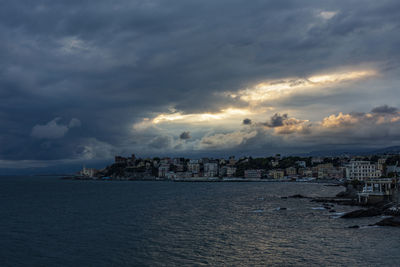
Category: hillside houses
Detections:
[{"x1": 85, "y1": 153, "x2": 400, "y2": 182}]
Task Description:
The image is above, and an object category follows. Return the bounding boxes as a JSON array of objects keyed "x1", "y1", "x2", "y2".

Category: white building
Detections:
[
  {"x1": 158, "y1": 164, "x2": 170, "y2": 178},
  {"x1": 296, "y1": 161, "x2": 307, "y2": 168},
  {"x1": 345, "y1": 161, "x2": 381, "y2": 181},
  {"x1": 204, "y1": 162, "x2": 218, "y2": 177}
]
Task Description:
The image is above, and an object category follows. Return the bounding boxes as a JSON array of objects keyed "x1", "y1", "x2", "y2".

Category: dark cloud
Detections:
[
  {"x1": 371, "y1": 105, "x2": 398, "y2": 114},
  {"x1": 179, "y1": 131, "x2": 191, "y2": 140},
  {"x1": 0, "y1": 0, "x2": 400, "y2": 171},
  {"x1": 262, "y1": 114, "x2": 289, "y2": 128},
  {"x1": 242, "y1": 118, "x2": 252, "y2": 125}
]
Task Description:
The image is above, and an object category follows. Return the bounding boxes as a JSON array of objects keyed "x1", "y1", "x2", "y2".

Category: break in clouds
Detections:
[{"x1": 1, "y1": 0, "x2": 400, "y2": 170}]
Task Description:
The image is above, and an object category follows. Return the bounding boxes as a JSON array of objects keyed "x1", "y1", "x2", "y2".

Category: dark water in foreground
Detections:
[{"x1": 0, "y1": 177, "x2": 399, "y2": 266}]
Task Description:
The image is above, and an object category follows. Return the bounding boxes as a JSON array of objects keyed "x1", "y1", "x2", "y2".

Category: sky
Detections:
[{"x1": 1, "y1": 0, "x2": 400, "y2": 172}]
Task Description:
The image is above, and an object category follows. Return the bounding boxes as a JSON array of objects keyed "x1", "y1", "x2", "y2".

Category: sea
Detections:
[{"x1": 0, "y1": 176, "x2": 399, "y2": 266}]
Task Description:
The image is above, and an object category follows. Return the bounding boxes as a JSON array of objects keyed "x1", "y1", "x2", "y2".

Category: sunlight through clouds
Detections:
[
  {"x1": 234, "y1": 69, "x2": 377, "y2": 104},
  {"x1": 151, "y1": 108, "x2": 252, "y2": 124}
]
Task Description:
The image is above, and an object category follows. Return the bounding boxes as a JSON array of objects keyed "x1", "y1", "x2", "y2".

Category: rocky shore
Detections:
[{"x1": 286, "y1": 184, "x2": 400, "y2": 228}]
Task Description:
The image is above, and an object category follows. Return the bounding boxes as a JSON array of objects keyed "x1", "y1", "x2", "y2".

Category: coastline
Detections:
[{"x1": 61, "y1": 175, "x2": 344, "y2": 184}]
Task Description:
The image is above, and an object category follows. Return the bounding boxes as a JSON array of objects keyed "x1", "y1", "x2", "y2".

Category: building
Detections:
[
  {"x1": 158, "y1": 164, "x2": 170, "y2": 178},
  {"x1": 220, "y1": 166, "x2": 236, "y2": 177},
  {"x1": 386, "y1": 165, "x2": 400, "y2": 176},
  {"x1": 166, "y1": 171, "x2": 176, "y2": 180},
  {"x1": 345, "y1": 161, "x2": 381, "y2": 181},
  {"x1": 173, "y1": 158, "x2": 182, "y2": 165},
  {"x1": 326, "y1": 167, "x2": 345, "y2": 179},
  {"x1": 136, "y1": 161, "x2": 145, "y2": 168},
  {"x1": 160, "y1": 157, "x2": 171, "y2": 164},
  {"x1": 302, "y1": 169, "x2": 313, "y2": 178},
  {"x1": 299, "y1": 167, "x2": 313, "y2": 178},
  {"x1": 204, "y1": 162, "x2": 218, "y2": 177},
  {"x1": 316, "y1": 163, "x2": 333, "y2": 170},
  {"x1": 228, "y1": 156, "x2": 237, "y2": 166},
  {"x1": 317, "y1": 167, "x2": 344, "y2": 179},
  {"x1": 316, "y1": 163, "x2": 335, "y2": 179},
  {"x1": 296, "y1": 161, "x2": 306, "y2": 168},
  {"x1": 245, "y1": 169, "x2": 262, "y2": 179},
  {"x1": 377, "y1": 158, "x2": 387, "y2": 171},
  {"x1": 358, "y1": 178, "x2": 399, "y2": 204},
  {"x1": 285, "y1": 167, "x2": 297, "y2": 176},
  {"x1": 269, "y1": 169, "x2": 285, "y2": 179},
  {"x1": 311, "y1": 157, "x2": 323, "y2": 165},
  {"x1": 187, "y1": 159, "x2": 200, "y2": 175},
  {"x1": 174, "y1": 164, "x2": 184, "y2": 172}
]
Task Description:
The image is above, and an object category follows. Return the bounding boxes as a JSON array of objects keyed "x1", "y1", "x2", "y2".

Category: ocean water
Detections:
[{"x1": 0, "y1": 176, "x2": 399, "y2": 266}]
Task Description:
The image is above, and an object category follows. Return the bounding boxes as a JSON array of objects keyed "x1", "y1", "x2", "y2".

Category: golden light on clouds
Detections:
[
  {"x1": 133, "y1": 68, "x2": 379, "y2": 132},
  {"x1": 321, "y1": 112, "x2": 360, "y2": 128},
  {"x1": 152, "y1": 108, "x2": 252, "y2": 124},
  {"x1": 235, "y1": 69, "x2": 377, "y2": 104},
  {"x1": 308, "y1": 70, "x2": 376, "y2": 83}
]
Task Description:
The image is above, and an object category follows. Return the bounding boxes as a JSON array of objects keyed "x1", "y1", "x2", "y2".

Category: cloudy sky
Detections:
[{"x1": 1, "y1": 0, "x2": 400, "y2": 171}]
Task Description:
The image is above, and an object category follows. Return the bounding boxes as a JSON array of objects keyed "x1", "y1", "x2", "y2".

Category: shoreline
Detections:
[{"x1": 61, "y1": 176, "x2": 344, "y2": 185}]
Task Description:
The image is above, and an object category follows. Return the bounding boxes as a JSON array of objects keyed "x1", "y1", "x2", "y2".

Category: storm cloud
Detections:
[
  {"x1": 371, "y1": 105, "x2": 398, "y2": 114},
  {"x1": 262, "y1": 114, "x2": 289, "y2": 128},
  {"x1": 1, "y1": 0, "x2": 400, "y2": 171}
]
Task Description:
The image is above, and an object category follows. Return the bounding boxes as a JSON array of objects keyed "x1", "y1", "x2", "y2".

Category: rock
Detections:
[
  {"x1": 348, "y1": 225, "x2": 360, "y2": 229},
  {"x1": 336, "y1": 191, "x2": 347, "y2": 198},
  {"x1": 280, "y1": 197, "x2": 288, "y2": 199},
  {"x1": 329, "y1": 210, "x2": 336, "y2": 213},
  {"x1": 311, "y1": 197, "x2": 356, "y2": 206},
  {"x1": 341, "y1": 207, "x2": 383, "y2": 218},
  {"x1": 288, "y1": 194, "x2": 310, "y2": 199},
  {"x1": 383, "y1": 206, "x2": 400, "y2": 216},
  {"x1": 336, "y1": 185, "x2": 358, "y2": 199},
  {"x1": 375, "y1": 217, "x2": 400, "y2": 227}
]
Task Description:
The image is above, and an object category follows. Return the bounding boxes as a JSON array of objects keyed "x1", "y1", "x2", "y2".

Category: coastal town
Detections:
[
  {"x1": 79, "y1": 153, "x2": 399, "y2": 181},
  {"x1": 73, "y1": 153, "x2": 400, "y2": 204}
]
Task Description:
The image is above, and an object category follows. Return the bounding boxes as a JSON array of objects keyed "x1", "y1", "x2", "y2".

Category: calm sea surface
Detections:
[{"x1": 0, "y1": 176, "x2": 399, "y2": 266}]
